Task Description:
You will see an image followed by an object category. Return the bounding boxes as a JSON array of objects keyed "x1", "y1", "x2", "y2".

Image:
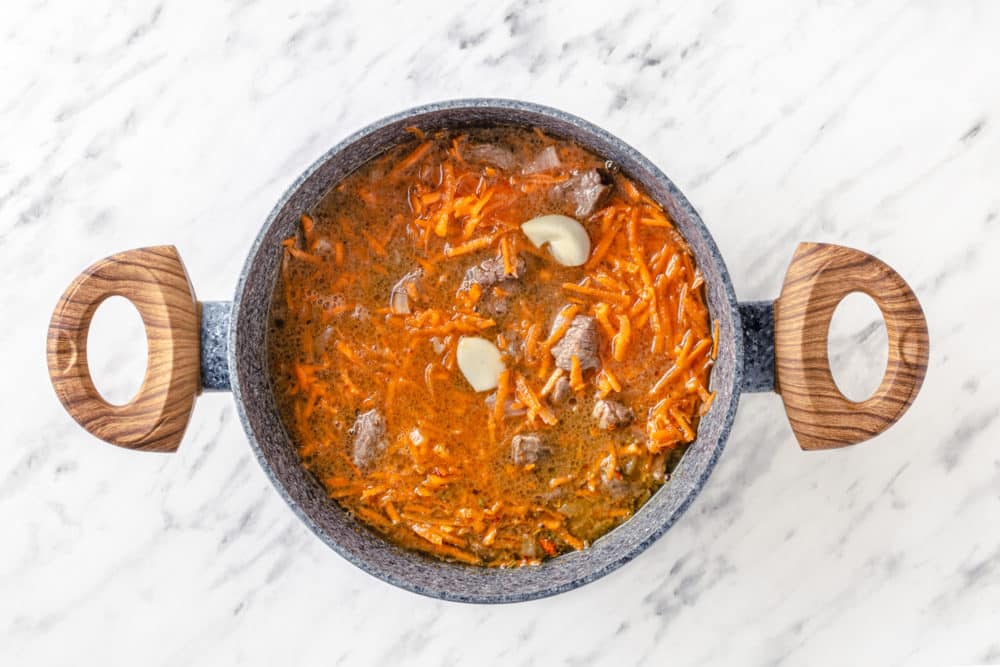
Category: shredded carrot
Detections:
[
  {"x1": 433, "y1": 162, "x2": 456, "y2": 237},
  {"x1": 585, "y1": 218, "x2": 622, "y2": 268},
  {"x1": 612, "y1": 314, "x2": 631, "y2": 362},
  {"x1": 443, "y1": 233, "x2": 496, "y2": 258},
  {"x1": 640, "y1": 217, "x2": 673, "y2": 227},
  {"x1": 450, "y1": 136, "x2": 464, "y2": 162},
  {"x1": 602, "y1": 368, "x2": 622, "y2": 393},
  {"x1": 361, "y1": 229, "x2": 387, "y2": 257},
  {"x1": 594, "y1": 303, "x2": 617, "y2": 338},
  {"x1": 592, "y1": 274, "x2": 624, "y2": 293},
  {"x1": 389, "y1": 141, "x2": 432, "y2": 180},
  {"x1": 549, "y1": 475, "x2": 574, "y2": 488},
  {"x1": 340, "y1": 370, "x2": 361, "y2": 396},
  {"x1": 557, "y1": 529, "x2": 585, "y2": 551},
  {"x1": 286, "y1": 246, "x2": 321, "y2": 265},
  {"x1": 649, "y1": 338, "x2": 712, "y2": 395},
  {"x1": 541, "y1": 304, "x2": 579, "y2": 348},
  {"x1": 539, "y1": 367, "x2": 565, "y2": 397},
  {"x1": 699, "y1": 391, "x2": 717, "y2": 416},
  {"x1": 500, "y1": 235, "x2": 514, "y2": 276},
  {"x1": 494, "y1": 369, "x2": 511, "y2": 425},
  {"x1": 524, "y1": 323, "x2": 541, "y2": 362},
  {"x1": 569, "y1": 355, "x2": 585, "y2": 391},
  {"x1": 622, "y1": 179, "x2": 641, "y2": 201},
  {"x1": 676, "y1": 282, "x2": 689, "y2": 325},
  {"x1": 335, "y1": 341, "x2": 361, "y2": 364},
  {"x1": 300, "y1": 213, "x2": 315, "y2": 242},
  {"x1": 385, "y1": 377, "x2": 397, "y2": 410},
  {"x1": 669, "y1": 407, "x2": 695, "y2": 442},
  {"x1": 561, "y1": 282, "x2": 631, "y2": 306},
  {"x1": 628, "y1": 292, "x2": 650, "y2": 317},
  {"x1": 383, "y1": 501, "x2": 402, "y2": 524},
  {"x1": 514, "y1": 374, "x2": 557, "y2": 425},
  {"x1": 466, "y1": 282, "x2": 483, "y2": 306}
]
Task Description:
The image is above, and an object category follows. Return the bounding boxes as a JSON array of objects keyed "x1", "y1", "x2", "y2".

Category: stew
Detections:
[{"x1": 268, "y1": 126, "x2": 716, "y2": 566}]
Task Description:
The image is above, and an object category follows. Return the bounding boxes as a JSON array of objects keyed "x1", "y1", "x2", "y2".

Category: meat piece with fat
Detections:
[
  {"x1": 389, "y1": 268, "x2": 422, "y2": 314},
  {"x1": 350, "y1": 409, "x2": 387, "y2": 470},
  {"x1": 511, "y1": 433, "x2": 551, "y2": 465},
  {"x1": 548, "y1": 376, "x2": 572, "y2": 404},
  {"x1": 461, "y1": 254, "x2": 526, "y2": 290},
  {"x1": 550, "y1": 314, "x2": 600, "y2": 371},
  {"x1": 522, "y1": 145, "x2": 561, "y2": 174},
  {"x1": 553, "y1": 169, "x2": 611, "y2": 218},
  {"x1": 465, "y1": 143, "x2": 516, "y2": 171},
  {"x1": 592, "y1": 399, "x2": 634, "y2": 430}
]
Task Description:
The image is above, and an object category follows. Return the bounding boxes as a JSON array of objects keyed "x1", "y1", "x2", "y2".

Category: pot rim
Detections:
[{"x1": 228, "y1": 98, "x2": 744, "y2": 602}]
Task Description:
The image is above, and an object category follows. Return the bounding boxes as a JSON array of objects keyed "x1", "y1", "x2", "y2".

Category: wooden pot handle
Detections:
[
  {"x1": 46, "y1": 246, "x2": 200, "y2": 452},
  {"x1": 774, "y1": 242, "x2": 929, "y2": 450}
]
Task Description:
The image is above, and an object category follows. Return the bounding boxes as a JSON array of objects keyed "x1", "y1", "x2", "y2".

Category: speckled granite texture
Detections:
[
  {"x1": 199, "y1": 301, "x2": 231, "y2": 392},
  {"x1": 738, "y1": 301, "x2": 775, "y2": 393}
]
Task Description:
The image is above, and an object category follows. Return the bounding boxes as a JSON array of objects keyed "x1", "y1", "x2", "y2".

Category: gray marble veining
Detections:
[{"x1": 2, "y1": 1, "x2": 999, "y2": 665}]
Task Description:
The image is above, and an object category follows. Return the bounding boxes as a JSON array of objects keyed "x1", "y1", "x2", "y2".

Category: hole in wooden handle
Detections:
[
  {"x1": 774, "y1": 242, "x2": 929, "y2": 450},
  {"x1": 826, "y1": 292, "x2": 887, "y2": 403}
]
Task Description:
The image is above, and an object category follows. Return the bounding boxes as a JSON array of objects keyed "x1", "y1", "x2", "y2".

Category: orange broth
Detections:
[{"x1": 268, "y1": 126, "x2": 716, "y2": 566}]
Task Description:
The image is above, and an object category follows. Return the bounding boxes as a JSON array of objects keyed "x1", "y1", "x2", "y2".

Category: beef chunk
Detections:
[
  {"x1": 463, "y1": 255, "x2": 526, "y2": 319},
  {"x1": 475, "y1": 286, "x2": 516, "y2": 319},
  {"x1": 592, "y1": 399, "x2": 634, "y2": 430},
  {"x1": 550, "y1": 314, "x2": 600, "y2": 371},
  {"x1": 461, "y1": 254, "x2": 526, "y2": 290},
  {"x1": 549, "y1": 376, "x2": 572, "y2": 404},
  {"x1": 522, "y1": 145, "x2": 561, "y2": 174},
  {"x1": 350, "y1": 409, "x2": 387, "y2": 470},
  {"x1": 465, "y1": 143, "x2": 515, "y2": 171},
  {"x1": 553, "y1": 169, "x2": 611, "y2": 218},
  {"x1": 511, "y1": 433, "x2": 550, "y2": 465}
]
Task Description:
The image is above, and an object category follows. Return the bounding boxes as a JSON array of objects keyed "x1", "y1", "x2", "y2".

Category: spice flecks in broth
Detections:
[{"x1": 268, "y1": 126, "x2": 715, "y2": 567}]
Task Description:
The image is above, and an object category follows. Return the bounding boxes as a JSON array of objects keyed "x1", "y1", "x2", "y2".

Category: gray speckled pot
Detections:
[{"x1": 199, "y1": 99, "x2": 777, "y2": 603}]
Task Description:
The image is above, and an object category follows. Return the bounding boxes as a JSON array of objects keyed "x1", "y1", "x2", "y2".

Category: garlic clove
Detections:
[
  {"x1": 520, "y1": 214, "x2": 591, "y2": 267},
  {"x1": 456, "y1": 336, "x2": 505, "y2": 392}
]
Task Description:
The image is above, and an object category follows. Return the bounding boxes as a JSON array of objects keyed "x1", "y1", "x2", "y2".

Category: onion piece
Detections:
[
  {"x1": 389, "y1": 269, "x2": 422, "y2": 314},
  {"x1": 522, "y1": 146, "x2": 561, "y2": 174}
]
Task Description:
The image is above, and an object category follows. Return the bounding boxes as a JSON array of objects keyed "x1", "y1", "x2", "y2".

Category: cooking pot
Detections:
[{"x1": 46, "y1": 99, "x2": 929, "y2": 602}]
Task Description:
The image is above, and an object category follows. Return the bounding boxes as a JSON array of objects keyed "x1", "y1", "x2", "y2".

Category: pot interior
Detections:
[{"x1": 230, "y1": 99, "x2": 743, "y2": 602}]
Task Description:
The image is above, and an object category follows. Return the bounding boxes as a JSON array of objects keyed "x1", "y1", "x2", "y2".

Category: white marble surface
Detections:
[{"x1": 2, "y1": 1, "x2": 999, "y2": 665}]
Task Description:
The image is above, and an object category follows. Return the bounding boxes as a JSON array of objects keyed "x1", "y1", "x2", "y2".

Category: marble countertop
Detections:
[{"x1": 3, "y1": 1, "x2": 999, "y2": 665}]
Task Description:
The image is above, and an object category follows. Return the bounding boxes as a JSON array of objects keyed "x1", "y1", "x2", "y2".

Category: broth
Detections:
[{"x1": 268, "y1": 126, "x2": 716, "y2": 566}]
